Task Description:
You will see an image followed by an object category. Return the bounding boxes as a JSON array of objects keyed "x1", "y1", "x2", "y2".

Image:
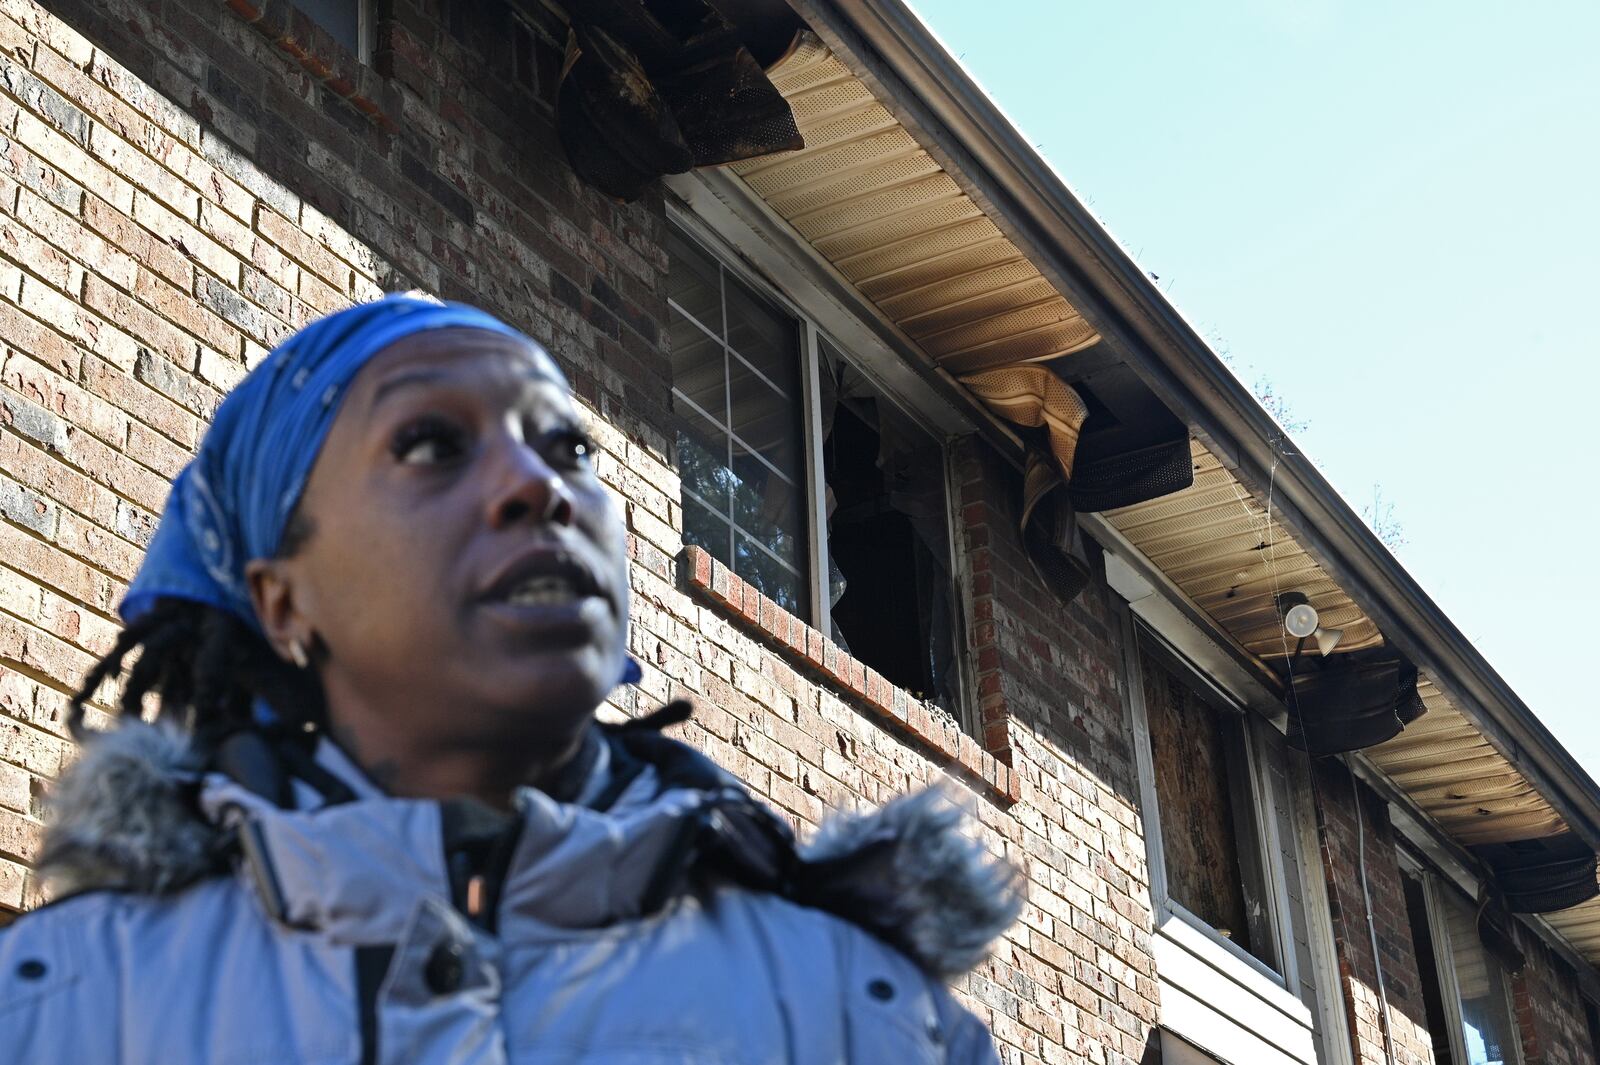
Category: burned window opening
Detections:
[
  {"x1": 666, "y1": 223, "x2": 966, "y2": 724},
  {"x1": 820, "y1": 348, "x2": 958, "y2": 713}
]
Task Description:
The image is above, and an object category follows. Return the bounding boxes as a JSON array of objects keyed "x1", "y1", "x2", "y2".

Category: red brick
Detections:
[
  {"x1": 805, "y1": 626, "x2": 826, "y2": 668},
  {"x1": 738, "y1": 580, "x2": 760, "y2": 626},
  {"x1": 83, "y1": 194, "x2": 194, "y2": 289},
  {"x1": 81, "y1": 274, "x2": 195, "y2": 367},
  {"x1": 684, "y1": 545, "x2": 711, "y2": 589},
  {"x1": 256, "y1": 207, "x2": 350, "y2": 290},
  {"x1": 80, "y1": 356, "x2": 201, "y2": 448}
]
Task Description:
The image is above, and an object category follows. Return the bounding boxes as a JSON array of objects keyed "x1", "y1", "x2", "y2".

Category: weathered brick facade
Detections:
[
  {"x1": 1313, "y1": 764, "x2": 1438, "y2": 1065},
  {"x1": 0, "y1": 2, "x2": 1593, "y2": 1064},
  {"x1": 1514, "y1": 926, "x2": 1597, "y2": 1065}
]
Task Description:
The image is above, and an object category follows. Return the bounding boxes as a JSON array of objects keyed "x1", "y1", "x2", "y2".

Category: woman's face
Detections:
[{"x1": 249, "y1": 327, "x2": 629, "y2": 758}]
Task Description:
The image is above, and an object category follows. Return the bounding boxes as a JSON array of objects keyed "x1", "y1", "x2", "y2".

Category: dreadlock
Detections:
[{"x1": 68, "y1": 513, "x2": 325, "y2": 754}]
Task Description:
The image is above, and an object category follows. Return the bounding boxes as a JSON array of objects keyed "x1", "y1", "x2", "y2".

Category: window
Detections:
[
  {"x1": 1404, "y1": 873, "x2": 1461, "y2": 1065},
  {"x1": 1118, "y1": 591, "x2": 1346, "y2": 1064},
  {"x1": 1137, "y1": 629, "x2": 1279, "y2": 972},
  {"x1": 1405, "y1": 870, "x2": 1524, "y2": 1065},
  {"x1": 668, "y1": 227, "x2": 809, "y2": 616},
  {"x1": 511, "y1": 17, "x2": 538, "y2": 92},
  {"x1": 667, "y1": 223, "x2": 963, "y2": 714},
  {"x1": 300, "y1": 0, "x2": 369, "y2": 59}
]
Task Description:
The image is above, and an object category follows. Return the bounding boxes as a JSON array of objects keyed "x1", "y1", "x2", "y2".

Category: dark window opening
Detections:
[
  {"x1": 1584, "y1": 996, "x2": 1600, "y2": 1060},
  {"x1": 443, "y1": 0, "x2": 469, "y2": 41},
  {"x1": 299, "y1": 0, "x2": 363, "y2": 57},
  {"x1": 1141, "y1": 632, "x2": 1278, "y2": 972},
  {"x1": 1404, "y1": 873, "x2": 1458, "y2": 1065},
  {"x1": 820, "y1": 345, "x2": 957, "y2": 712}
]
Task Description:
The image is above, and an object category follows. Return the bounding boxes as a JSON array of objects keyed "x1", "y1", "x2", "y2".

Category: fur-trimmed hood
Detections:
[{"x1": 38, "y1": 721, "x2": 1023, "y2": 979}]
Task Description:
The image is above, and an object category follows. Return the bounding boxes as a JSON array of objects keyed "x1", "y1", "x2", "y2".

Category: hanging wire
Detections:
[{"x1": 1259, "y1": 455, "x2": 1396, "y2": 1064}]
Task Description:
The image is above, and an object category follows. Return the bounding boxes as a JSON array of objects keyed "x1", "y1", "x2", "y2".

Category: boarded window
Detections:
[{"x1": 1141, "y1": 632, "x2": 1277, "y2": 970}]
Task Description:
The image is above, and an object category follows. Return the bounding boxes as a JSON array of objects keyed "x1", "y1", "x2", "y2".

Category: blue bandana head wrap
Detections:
[{"x1": 123, "y1": 293, "x2": 641, "y2": 685}]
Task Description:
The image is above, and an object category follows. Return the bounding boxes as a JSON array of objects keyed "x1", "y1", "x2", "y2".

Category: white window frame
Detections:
[
  {"x1": 1123, "y1": 610, "x2": 1296, "y2": 990},
  {"x1": 665, "y1": 205, "x2": 975, "y2": 722},
  {"x1": 1111, "y1": 544, "x2": 1342, "y2": 1065},
  {"x1": 1398, "y1": 853, "x2": 1526, "y2": 1065}
]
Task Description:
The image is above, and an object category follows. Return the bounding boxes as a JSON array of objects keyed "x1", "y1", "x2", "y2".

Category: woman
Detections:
[{"x1": 0, "y1": 295, "x2": 1020, "y2": 1063}]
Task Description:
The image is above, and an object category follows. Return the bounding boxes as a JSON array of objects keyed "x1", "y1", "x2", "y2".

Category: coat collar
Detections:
[{"x1": 38, "y1": 719, "x2": 1024, "y2": 977}]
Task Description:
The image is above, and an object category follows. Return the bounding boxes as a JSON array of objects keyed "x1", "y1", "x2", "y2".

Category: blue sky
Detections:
[{"x1": 909, "y1": 1, "x2": 1600, "y2": 772}]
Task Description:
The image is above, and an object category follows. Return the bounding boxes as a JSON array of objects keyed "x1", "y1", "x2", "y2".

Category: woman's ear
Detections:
[{"x1": 245, "y1": 557, "x2": 310, "y2": 664}]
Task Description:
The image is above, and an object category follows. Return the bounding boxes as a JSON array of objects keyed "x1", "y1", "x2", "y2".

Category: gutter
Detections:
[{"x1": 800, "y1": 0, "x2": 1600, "y2": 853}]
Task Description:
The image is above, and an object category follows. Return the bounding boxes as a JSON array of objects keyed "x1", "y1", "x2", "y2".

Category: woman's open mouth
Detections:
[
  {"x1": 501, "y1": 574, "x2": 585, "y2": 607},
  {"x1": 476, "y1": 544, "x2": 615, "y2": 643}
]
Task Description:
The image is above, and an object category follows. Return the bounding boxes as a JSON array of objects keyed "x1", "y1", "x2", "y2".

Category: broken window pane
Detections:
[
  {"x1": 1141, "y1": 632, "x2": 1278, "y2": 971},
  {"x1": 820, "y1": 340, "x2": 959, "y2": 713},
  {"x1": 666, "y1": 224, "x2": 968, "y2": 726}
]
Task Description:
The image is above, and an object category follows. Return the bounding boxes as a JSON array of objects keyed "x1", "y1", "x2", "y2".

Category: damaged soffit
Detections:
[{"x1": 729, "y1": 35, "x2": 1100, "y2": 375}]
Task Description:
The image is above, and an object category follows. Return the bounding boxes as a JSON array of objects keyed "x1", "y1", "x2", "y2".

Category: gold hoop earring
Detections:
[{"x1": 288, "y1": 640, "x2": 309, "y2": 669}]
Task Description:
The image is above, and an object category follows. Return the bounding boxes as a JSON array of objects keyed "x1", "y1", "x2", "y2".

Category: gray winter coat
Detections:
[{"x1": 0, "y1": 720, "x2": 1020, "y2": 1064}]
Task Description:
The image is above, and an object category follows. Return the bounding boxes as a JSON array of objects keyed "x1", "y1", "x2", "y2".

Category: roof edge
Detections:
[{"x1": 808, "y1": 0, "x2": 1600, "y2": 849}]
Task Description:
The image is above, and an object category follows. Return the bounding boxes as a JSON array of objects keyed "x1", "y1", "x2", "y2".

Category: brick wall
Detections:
[
  {"x1": 0, "y1": 0, "x2": 1166, "y2": 1061},
  {"x1": 1514, "y1": 924, "x2": 1598, "y2": 1065},
  {"x1": 1312, "y1": 763, "x2": 1438, "y2": 1065}
]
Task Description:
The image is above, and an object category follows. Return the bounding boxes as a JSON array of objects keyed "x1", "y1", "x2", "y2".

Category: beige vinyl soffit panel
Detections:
[{"x1": 733, "y1": 35, "x2": 1100, "y2": 376}]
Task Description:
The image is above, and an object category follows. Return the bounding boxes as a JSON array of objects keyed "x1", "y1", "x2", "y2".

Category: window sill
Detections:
[
  {"x1": 681, "y1": 546, "x2": 1019, "y2": 807},
  {"x1": 225, "y1": 1, "x2": 399, "y2": 132}
]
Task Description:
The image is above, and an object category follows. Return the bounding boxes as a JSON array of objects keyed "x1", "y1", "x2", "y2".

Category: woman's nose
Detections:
[{"x1": 487, "y1": 441, "x2": 575, "y2": 530}]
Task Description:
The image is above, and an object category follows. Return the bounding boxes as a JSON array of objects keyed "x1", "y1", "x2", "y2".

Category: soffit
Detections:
[
  {"x1": 730, "y1": 36, "x2": 1100, "y2": 375},
  {"x1": 1104, "y1": 440, "x2": 1383, "y2": 659},
  {"x1": 1546, "y1": 895, "x2": 1600, "y2": 957},
  {"x1": 1105, "y1": 440, "x2": 1591, "y2": 936},
  {"x1": 1368, "y1": 676, "x2": 1566, "y2": 846}
]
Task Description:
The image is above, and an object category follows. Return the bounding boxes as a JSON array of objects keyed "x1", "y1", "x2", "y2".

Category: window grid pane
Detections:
[{"x1": 668, "y1": 243, "x2": 807, "y2": 614}]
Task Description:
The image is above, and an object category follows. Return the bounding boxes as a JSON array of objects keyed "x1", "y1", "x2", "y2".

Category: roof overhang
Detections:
[
  {"x1": 780, "y1": 0, "x2": 1600, "y2": 841},
  {"x1": 656, "y1": 0, "x2": 1598, "y2": 965},
  {"x1": 728, "y1": 0, "x2": 1600, "y2": 959}
]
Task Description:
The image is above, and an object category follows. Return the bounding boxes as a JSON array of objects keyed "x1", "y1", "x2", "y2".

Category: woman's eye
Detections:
[
  {"x1": 549, "y1": 430, "x2": 595, "y2": 468},
  {"x1": 391, "y1": 418, "x2": 467, "y2": 466}
]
